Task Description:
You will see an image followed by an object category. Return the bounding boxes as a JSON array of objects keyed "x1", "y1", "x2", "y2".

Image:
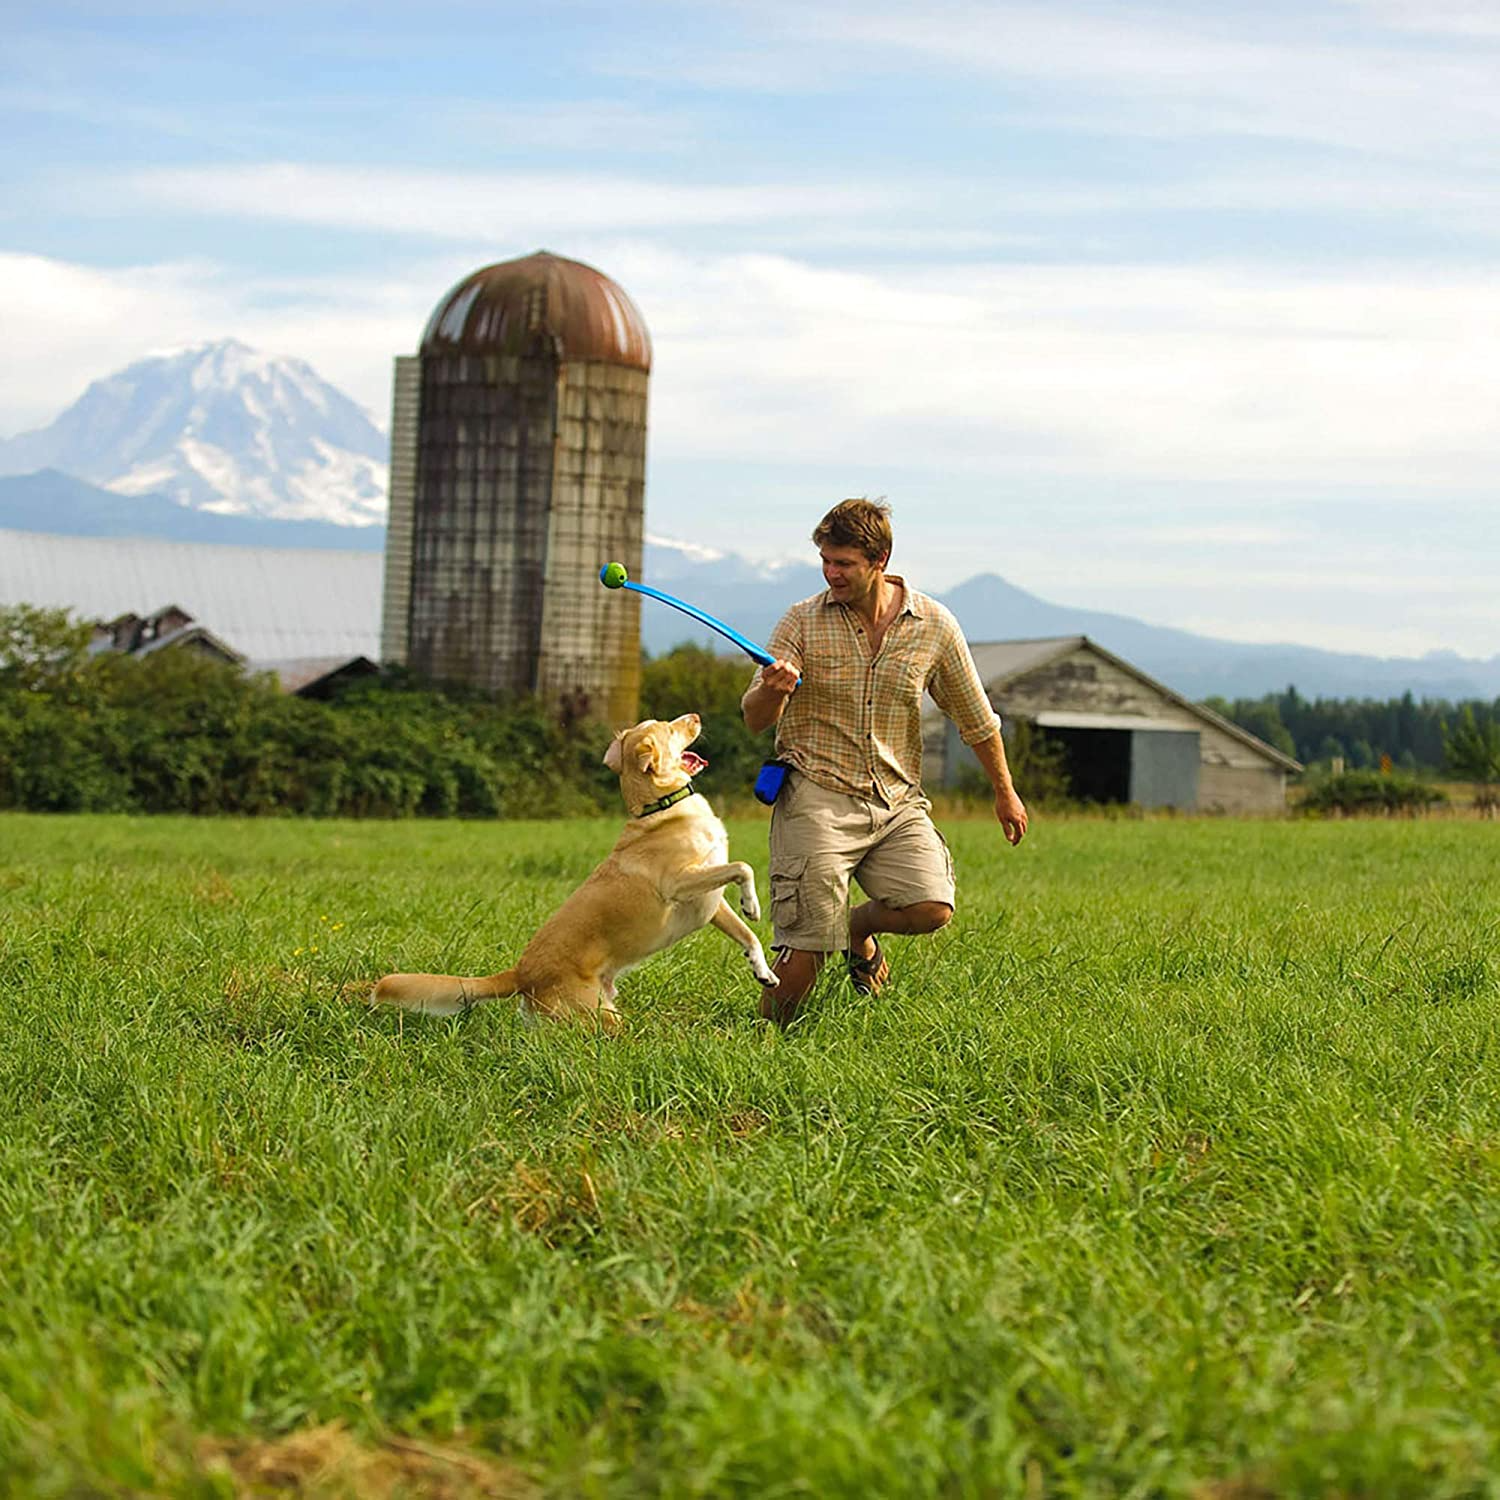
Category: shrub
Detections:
[
  {"x1": 0, "y1": 609, "x2": 625, "y2": 819},
  {"x1": 1299, "y1": 769, "x2": 1447, "y2": 817}
]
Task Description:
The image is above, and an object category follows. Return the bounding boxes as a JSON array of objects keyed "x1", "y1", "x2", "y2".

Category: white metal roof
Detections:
[
  {"x1": 1035, "y1": 711, "x2": 1192, "y2": 733},
  {"x1": 0, "y1": 529, "x2": 382, "y2": 661},
  {"x1": 969, "y1": 637, "x2": 1086, "y2": 685}
]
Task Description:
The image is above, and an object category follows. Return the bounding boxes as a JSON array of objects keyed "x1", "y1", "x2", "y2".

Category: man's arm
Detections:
[
  {"x1": 970, "y1": 729, "x2": 1028, "y2": 846},
  {"x1": 927, "y1": 610, "x2": 1026, "y2": 845},
  {"x1": 741, "y1": 611, "x2": 802, "y2": 734}
]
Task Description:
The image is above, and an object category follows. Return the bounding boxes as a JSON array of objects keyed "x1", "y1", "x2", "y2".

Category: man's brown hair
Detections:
[{"x1": 812, "y1": 497, "x2": 892, "y2": 565}]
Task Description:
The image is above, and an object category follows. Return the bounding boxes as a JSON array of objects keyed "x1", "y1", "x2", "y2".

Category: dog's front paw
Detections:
[
  {"x1": 740, "y1": 883, "x2": 761, "y2": 923},
  {"x1": 748, "y1": 943, "x2": 778, "y2": 987}
]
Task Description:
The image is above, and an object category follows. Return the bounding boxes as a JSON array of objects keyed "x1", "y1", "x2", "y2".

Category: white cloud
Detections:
[
  {"x1": 112, "y1": 164, "x2": 890, "y2": 239},
  {"x1": 433, "y1": 99, "x2": 705, "y2": 154},
  {"x1": 0, "y1": 252, "x2": 421, "y2": 435},
  {"x1": 1336, "y1": 1, "x2": 1500, "y2": 40},
  {"x1": 0, "y1": 255, "x2": 228, "y2": 433},
  {"x1": 643, "y1": 1, "x2": 1500, "y2": 163},
  {"x1": 92, "y1": 151, "x2": 1500, "y2": 264},
  {"x1": 1140, "y1": 523, "x2": 1308, "y2": 548},
  {"x1": 616, "y1": 249, "x2": 1500, "y2": 489}
]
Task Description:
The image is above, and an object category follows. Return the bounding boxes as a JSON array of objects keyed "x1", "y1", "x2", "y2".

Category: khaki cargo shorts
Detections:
[{"x1": 768, "y1": 773, "x2": 956, "y2": 952}]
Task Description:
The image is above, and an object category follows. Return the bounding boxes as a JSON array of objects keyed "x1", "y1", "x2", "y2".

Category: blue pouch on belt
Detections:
[{"x1": 753, "y1": 760, "x2": 791, "y2": 806}]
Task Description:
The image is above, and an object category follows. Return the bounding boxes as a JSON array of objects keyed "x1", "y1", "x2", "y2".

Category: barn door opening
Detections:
[{"x1": 1047, "y1": 727, "x2": 1131, "y2": 804}]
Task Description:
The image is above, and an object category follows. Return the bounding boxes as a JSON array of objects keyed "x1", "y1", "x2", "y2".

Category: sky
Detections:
[{"x1": 4, "y1": 0, "x2": 1499, "y2": 660}]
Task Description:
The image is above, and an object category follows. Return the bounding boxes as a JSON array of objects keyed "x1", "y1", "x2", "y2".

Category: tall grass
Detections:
[{"x1": 2, "y1": 812, "x2": 1498, "y2": 1497}]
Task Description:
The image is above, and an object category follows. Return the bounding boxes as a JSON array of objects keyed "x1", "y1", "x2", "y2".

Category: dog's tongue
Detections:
[{"x1": 681, "y1": 751, "x2": 708, "y2": 776}]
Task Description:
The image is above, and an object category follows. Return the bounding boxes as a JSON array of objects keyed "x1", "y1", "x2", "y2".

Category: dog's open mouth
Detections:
[{"x1": 681, "y1": 751, "x2": 708, "y2": 776}]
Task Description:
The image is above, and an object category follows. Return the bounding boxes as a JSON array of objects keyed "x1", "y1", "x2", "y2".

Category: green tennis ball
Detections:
[{"x1": 600, "y1": 562, "x2": 629, "y2": 589}]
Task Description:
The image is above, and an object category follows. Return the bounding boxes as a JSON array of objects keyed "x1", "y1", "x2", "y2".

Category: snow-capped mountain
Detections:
[
  {"x1": 0, "y1": 340, "x2": 388, "y2": 526},
  {"x1": 642, "y1": 532, "x2": 813, "y2": 587}
]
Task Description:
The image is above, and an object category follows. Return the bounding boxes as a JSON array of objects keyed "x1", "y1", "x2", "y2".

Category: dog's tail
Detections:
[{"x1": 370, "y1": 969, "x2": 520, "y2": 1017}]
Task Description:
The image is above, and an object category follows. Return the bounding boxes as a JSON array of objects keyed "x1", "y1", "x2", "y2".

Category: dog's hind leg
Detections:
[
  {"x1": 710, "y1": 900, "x2": 778, "y2": 987},
  {"x1": 526, "y1": 976, "x2": 623, "y2": 1032},
  {"x1": 371, "y1": 968, "x2": 520, "y2": 1017}
]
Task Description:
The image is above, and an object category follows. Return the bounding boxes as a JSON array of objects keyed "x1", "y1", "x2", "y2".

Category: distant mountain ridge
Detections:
[
  {"x1": 0, "y1": 470, "x2": 386, "y2": 551},
  {"x1": 0, "y1": 340, "x2": 387, "y2": 526},
  {"x1": 639, "y1": 539, "x2": 1500, "y2": 701}
]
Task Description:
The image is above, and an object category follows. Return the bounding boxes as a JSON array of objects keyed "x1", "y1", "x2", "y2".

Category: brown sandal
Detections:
[{"x1": 846, "y1": 939, "x2": 886, "y2": 995}]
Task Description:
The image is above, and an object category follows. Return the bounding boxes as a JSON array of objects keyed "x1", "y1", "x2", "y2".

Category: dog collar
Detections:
[{"x1": 637, "y1": 783, "x2": 698, "y2": 818}]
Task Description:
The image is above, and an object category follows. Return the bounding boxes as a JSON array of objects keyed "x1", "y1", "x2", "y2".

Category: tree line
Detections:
[{"x1": 1203, "y1": 685, "x2": 1500, "y2": 778}]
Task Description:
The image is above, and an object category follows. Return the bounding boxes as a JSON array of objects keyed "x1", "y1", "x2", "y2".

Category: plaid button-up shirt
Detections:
[{"x1": 748, "y1": 576, "x2": 1001, "y2": 802}]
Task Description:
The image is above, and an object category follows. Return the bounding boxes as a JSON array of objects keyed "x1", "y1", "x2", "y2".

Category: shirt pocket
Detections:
[
  {"x1": 804, "y1": 647, "x2": 860, "y2": 686},
  {"x1": 881, "y1": 646, "x2": 930, "y2": 692}
]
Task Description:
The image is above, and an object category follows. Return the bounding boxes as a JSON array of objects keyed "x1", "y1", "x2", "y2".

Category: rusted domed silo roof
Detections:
[{"x1": 420, "y1": 251, "x2": 651, "y2": 371}]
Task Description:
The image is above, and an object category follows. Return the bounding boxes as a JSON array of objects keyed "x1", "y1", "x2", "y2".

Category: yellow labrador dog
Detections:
[{"x1": 372, "y1": 714, "x2": 776, "y2": 1029}]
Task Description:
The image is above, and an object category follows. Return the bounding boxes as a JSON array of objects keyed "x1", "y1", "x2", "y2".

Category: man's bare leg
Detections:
[
  {"x1": 847, "y1": 899, "x2": 953, "y2": 993},
  {"x1": 762, "y1": 947, "x2": 825, "y2": 1027}
]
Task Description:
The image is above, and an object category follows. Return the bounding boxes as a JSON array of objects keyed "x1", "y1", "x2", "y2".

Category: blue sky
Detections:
[{"x1": 5, "y1": 0, "x2": 1499, "y2": 659}]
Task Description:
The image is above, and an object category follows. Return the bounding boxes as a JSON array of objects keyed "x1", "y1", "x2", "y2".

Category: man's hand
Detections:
[
  {"x1": 968, "y1": 730, "x2": 1027, "y2": 846},
  {"x1": 760, "y1": 660, "x2": 800, "y2": 696},
  {"x1": 741, "y1": 659, "x2": 800, "y2": 733},
  {"x1": 994, "y1": 785, "x2": 1028, "y2": 846}
]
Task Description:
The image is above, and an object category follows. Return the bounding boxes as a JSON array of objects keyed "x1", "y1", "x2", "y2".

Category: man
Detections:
[{"x1": 741, "y1": 498, "x2": 1027, "y2": 1025}]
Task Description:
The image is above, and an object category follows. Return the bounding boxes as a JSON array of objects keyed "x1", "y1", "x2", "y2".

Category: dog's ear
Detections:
[
  {"x1": 602, "y1": 734, "x2": 624, "y2": 773},
  {"x1": 632, "y1": 730, "x2": 661, "y2": 776}
]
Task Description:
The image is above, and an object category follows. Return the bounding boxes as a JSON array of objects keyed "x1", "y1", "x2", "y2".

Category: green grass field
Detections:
[{"x1": 2, "y1": 810, "x2": 1498, "y2": 1498}]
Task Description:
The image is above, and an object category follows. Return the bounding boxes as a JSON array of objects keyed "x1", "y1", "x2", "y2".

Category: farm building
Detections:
[
  {"x1": 931, "y1": 636, "x2": 1301, "y2": 813},
  {"x1": 382, "y1": 250, "x2": 651, "y2": 725},
  {"x1": 90, "y1": 604, "x2": 244, "y2": 667},
  {"x1": 84, "y1": 601, "x2": 377, "y2": 696},
  {"x1": 0, "y1": 530, "x2": 381, "y2": 688}
]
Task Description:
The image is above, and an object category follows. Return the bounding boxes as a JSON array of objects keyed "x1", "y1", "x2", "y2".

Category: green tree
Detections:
[
  {"x1": 1444, "y1": 706, "x2": 1500, "y2": 780},
  {"x1": 1230, "y1": 702, "x2": 1295, "y2": 758},
  {"x1": 0, "y1": 604, "x2": 95, "y2": 693},
  {"x1": 1443, "y1": 706, "x2": 1500, "y2": 816}
]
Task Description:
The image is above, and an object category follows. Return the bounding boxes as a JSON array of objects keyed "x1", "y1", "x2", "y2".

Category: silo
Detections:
[{"x1": 380, "y1": 250, "x2": 650, "y2": 726}]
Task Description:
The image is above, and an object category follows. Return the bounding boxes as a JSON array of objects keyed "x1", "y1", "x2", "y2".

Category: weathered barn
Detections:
[
  {"x1": 381, "y1": 250, "x2": 650, "y2": 725},
  {"x1": 933, "y1": 636, "x2": 1301, "y2": 812}
]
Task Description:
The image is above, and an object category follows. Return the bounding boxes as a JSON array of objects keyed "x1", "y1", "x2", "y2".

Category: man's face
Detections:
[{"x1": 820, "y1": 544, "x2": 887, "y2": 606}]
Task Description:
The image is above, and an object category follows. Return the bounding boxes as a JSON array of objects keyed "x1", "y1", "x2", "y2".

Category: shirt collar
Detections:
[{"x1": 819, "y1": 573, "x2": 925, "y2": 617}]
